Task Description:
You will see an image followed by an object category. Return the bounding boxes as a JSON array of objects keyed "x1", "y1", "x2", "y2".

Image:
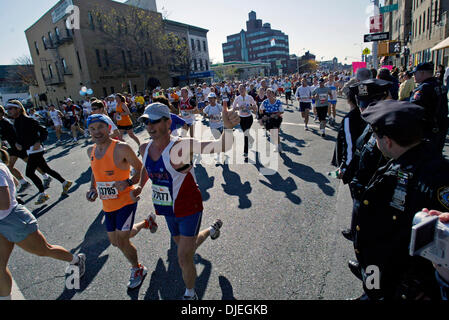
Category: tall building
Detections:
[
  {"x1": 381, "y1": 0, "x2": 449, "y2": 68},
  {"x1": 222, "y1": 11, "x2": 289, "y2": 75}
]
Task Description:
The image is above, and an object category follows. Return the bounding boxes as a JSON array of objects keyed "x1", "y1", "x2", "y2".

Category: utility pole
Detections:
[{"x1": 373, "y1": 0, "x2": 380, "y2": 70}]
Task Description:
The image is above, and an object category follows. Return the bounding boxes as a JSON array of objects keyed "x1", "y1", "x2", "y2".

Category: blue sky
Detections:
[{"x1": 0, "y1": 0, "x2": 381, "y2": 65}]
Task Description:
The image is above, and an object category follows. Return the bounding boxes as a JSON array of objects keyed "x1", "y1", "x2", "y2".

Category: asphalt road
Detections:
[{"x1": 8, "y1": 97, "x2": 449, "y2": 300}]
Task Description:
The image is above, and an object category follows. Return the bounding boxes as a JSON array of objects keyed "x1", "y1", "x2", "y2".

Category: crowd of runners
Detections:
[{"x1": 3, "y1": 64, "x2": 448, "y2": 301}]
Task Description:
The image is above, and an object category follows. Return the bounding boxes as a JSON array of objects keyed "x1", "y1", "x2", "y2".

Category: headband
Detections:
[{"x1": 87, "y1": 114, "x2": 109, "y2": 127}]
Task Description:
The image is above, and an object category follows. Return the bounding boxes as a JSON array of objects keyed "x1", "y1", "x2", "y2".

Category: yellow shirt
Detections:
[
  {"x1": 399, "y1": 78, "x2": 415, "y2": 101},
  {"x1": 135, "y1": 96, "x2": 145, "y2": 105}
]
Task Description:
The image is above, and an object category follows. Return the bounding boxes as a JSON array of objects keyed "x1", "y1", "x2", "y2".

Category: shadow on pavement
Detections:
[
  {"x1": 144, "y1": 239, "x2": 212, "y2": 300},
  {"x1": 280, "y1": 152, "x2": 335, "y2": 196},
  {"x1": 219, "y1": 275, "x2": 237, "y2": 300},
  {"x1": 195, "y1": 164, "x2": 215, "y2": 202},
  {"x1": 220, "y1": 164, "x2": 252, "y2": 209},
  {"x1": 253, "y1": 152, "x2": 301, "y2": 205},
  {"x1": 56, "y1": 211, "x2": 110, "y2": 300}
]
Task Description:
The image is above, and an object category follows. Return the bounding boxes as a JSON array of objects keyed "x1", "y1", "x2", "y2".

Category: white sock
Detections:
[
  {"x1": 209, "y1": 226, "x2": 216, "y2": 237},
  {"x1": 0, "y1": 295, "x2": 11, "y2": 300},
  {"x1": 41, "y1": 174, "x2": 49, "y2": 180},
  {"x1": 70, "y1": 254, "x2": 79, "y2": 265},
  {"x1": 184, "y1": 288, "x2": 195, "y2": 297},
  {"x1": 19, "y1": 179, "x2": 27, "y2": 184}
]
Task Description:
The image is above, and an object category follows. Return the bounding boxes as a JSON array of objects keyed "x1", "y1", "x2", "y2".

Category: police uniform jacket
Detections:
[{"x1": 352, "y1": 142, "x2": 449, "y2": 299}]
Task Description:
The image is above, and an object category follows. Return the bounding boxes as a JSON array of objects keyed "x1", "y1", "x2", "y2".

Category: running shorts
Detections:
[
  {"x1": 329, "y1": 100, "x2": 337, "y2": 105},
  {"x1": 118, "y1": 125, "x2": 134, "y2": 131},
  {"x1": 164, "y1": 211, "x2": 203, "y2": 237},
  {"x1": 316, "y1": 106, "x2": 329, "y2": 122},
  {"x1": 0, "y1": 205, "x2": 38, "y2": 243},
  {"x1": 299, "y1": 102, "x2": 312, "y2": 112},
  {"x1": 262, "y1": 115, "x2": 283, "y2": 130},
  {"x1": 7, "y1": 147, "x2": 28, "y2": 160},
  {"x1": 103, "y1": 202, "x2": 137, "y2": 232}
]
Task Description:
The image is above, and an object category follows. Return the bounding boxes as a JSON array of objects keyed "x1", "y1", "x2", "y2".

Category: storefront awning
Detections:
[{"x1": 431, "y1": 37, "x2": 449, "y2": 51}]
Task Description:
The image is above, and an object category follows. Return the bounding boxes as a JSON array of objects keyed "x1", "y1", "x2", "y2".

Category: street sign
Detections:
[
  {"x1": 364, "y1": 32, "x2": 390, "y2": 42},
  {"x1": 380, "y1": 3, "x2": 399, "y2": 14},
  {"x1": 370, "y1": 15, "x2": 383, "y2": 33},
  {"x1": 363, "y1": 48, "x2": 371, "y2": 55}
]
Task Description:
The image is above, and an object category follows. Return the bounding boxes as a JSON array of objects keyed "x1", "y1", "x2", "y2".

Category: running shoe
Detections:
[
  {"x1": 17, "y1": 181, "x2": 31, "y2": 193},
  {"x1": 182, "y1": 292, "x2": 199, "y2": 300},
  {"x1": 43, "y1": 176, "x2": 52, "y2": 189},
  {"x1": 35, "y1": 193, "x2": 50, "y2": 205},
  {"x1": 127, "y1": 264, "x2": 148, "y2": 289},
  {"x1": 210, "y1": 219, "x2": 223, "y2": 240},
  {"x1": 75, "y1": 253, "x2": 87, "y2": 278},
  {"x1": 143, "y1": 213, "x2": 158, "y2": 233},
  {"x1": 62, "y1": 181, "x2": 73, "y2": 195}
]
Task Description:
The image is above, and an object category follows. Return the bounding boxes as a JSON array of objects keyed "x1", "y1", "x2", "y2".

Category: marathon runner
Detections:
[
  {"x1": 260, "y1": 88, "x2": 284, "y2": 152},
  {"x1": 86, "y1": 114, "x2": 156, "y2": 289},
  {"x1": 232, "y1": 84, "x2": 257, "y2": 161},
  {"x1": 312, "y1": 79, "x2": 333, "y2": 138},
  {"x1": 0, "y1": 148, "x2": 86, "y2": 300},
  {"x1": 327, "y1": 75, "x2": 340, "y2": 126},
  {"x1": 49, "y1": 104, "x2": 65, "y2": 144},
  {"x1": 179, "y1": 87, "x2": 198, "y2": 138},
  {"x1": 64, "y1": 98, "x2": 85, "y2": 143},
  {"x1": 115, "y1": 94, "x2": 140, "y2": 148},
  {"x1": 6, "y1": 101, "x2": 73, "y2": 205},
  {"x1": 132, "y1": 102, "x2": 240, "y2": 300},
  {"x1": 295, "y1": 79, "x2": 314, "y2": 131}
]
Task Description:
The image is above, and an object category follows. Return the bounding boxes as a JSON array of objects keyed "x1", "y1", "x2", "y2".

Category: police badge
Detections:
[
  {"x1": 438, "y1": 187, "x2": 449, "y2": 211},
  {"x1": 358, "y1": 84, "x2": 369, "y2": 96}
]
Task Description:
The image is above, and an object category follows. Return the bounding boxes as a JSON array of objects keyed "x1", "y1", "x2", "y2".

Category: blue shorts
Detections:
[
  {"x1": 329, "y1": 100, "x2": 337, "y2": 105},
  {"x1": 0, "y1": 205, "x2": 38, "y2": 243},
  {"x1": 104, "y1": 202, "x2": 137, "y2": 233},
  {"x1": 165, "y1": 212, "x2": 203, "y2": 237}
]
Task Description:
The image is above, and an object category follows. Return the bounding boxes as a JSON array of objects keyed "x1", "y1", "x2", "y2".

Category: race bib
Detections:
[
  {"x1": 67, "y1": 111, "x2": 74, "y2": 116},
  {"x1": 319, "y1": 94, "x2": 328, "y2": 104},
  {"x1": 210, "y1": 114, "x2": 222, "y2": 123},
  {"x1": 97, "y1": 182, "x2": 119, "y2": 200},
  {"x1": 152, "y1": 184, "x2": 173, "y2": 206},
  {"x1": 241, "y1": 104, "x2": 251, "y2": 115}
]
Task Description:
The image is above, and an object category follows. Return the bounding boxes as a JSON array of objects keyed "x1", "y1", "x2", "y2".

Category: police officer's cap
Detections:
[
  {"x1": 349, "y1": 79, "x2": 391, "y2": 108},
  {"x1": 412, "y1": 62, "x2": 434, "y2": 74},
  {"x1": 361, "y1": 100, "x2": 425, "y2": 137}
]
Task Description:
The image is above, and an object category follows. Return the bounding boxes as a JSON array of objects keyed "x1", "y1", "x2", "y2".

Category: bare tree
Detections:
[
  {"x1": 10, "y1": 55, "x2": 38, "y2": 87},
  {"x1": 91, "y1": 3, "x2": 168, "y2": 91}
]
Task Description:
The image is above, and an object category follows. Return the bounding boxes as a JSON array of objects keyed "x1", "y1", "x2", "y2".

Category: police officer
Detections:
[
  {"x1": 410, "y1": 62, "x2": 449, "y2": 154},
  {"x1": 349, "y1": 100, "x2": 449, "y2": 300},
  {"x1": 339, "y1": 80, "x2": 391, "y2": 245},
  {"x1": 332, "y1": 79, "x2": 391, "y2": 187}
]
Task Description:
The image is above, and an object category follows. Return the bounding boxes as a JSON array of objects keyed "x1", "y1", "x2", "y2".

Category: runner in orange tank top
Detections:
[
  {"x1": 86, "y1": 114, "x2": 157, "y2": 290},
  {"x1": 114, "y1": 93, "x2": 141, "y2": 148}
]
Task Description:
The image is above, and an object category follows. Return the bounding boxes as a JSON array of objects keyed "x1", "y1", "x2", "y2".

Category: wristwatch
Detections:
[{"x1": 126, "y1": 179, "x2": 133, "y2": 186}]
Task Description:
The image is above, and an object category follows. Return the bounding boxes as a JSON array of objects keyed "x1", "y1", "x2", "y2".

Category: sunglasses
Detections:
[{"x1": 142, "y1": 117, "x2": 166, "y2": 125}]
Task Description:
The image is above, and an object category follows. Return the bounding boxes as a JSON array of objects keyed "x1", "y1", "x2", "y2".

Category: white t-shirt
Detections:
[
  {"x1": 50, "y1": 110, "x2": 62, "y2": 125},
  {"x1": 202, "y1": 87, "x2": 211, "y2": 97},
  {"x1": 232, "y1": 94, "x2": 255, "y2": 118},
  {"x1": 295, "y1": 86, "x2": 313, "y2": 103},
  {"x1": 83, "y1": 101, "x2": 92, "y2": 117},
  {"x1": 107, "y1": 101, "x2": 117, "y2": 114},
  {"x1": 0, "y1": 163, "x2": 18, "y2": 220},
  {"x1": 203, "y1": 104, "x2": 223, "y2": 129}
]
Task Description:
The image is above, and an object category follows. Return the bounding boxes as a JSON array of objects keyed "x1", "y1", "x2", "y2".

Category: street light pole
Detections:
[{"x1": 373, "y1": 0, "x2": 380, "y2": 70}]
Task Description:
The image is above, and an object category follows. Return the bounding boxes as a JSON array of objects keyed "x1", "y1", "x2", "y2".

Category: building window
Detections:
[
  {"x1": 76, "y1": 51, "x2": 82, "y2": 70},
  {"x1": 103, "y1": 87, "x2": 108, "y2": 97},
  {"x1": 144, "y1": 52, "x2": 149, "y2": 67},
  {"x1": 203, "y1": 41, "x2": 207, "y2": 52},
  {"x1": 191, "y1": 39, "x2": 195, "y2": 51},
  {"x1": 48, "y1": 32, "x2": 54, "y2": 46},
  {"x1": 96, "y1": 49, "x2": 102, "y2": 67},
  {"x1": 61, "y1": 58, "x2": 68, "y2": 72},
  {"x1": 193, "y1": 59, "x2": 198, "y2": 71},
  {"x1": 111, "y1": 87, "x2": 115, "y2": 94},
  {"x1": 55, "y1": 27, "x2": 60, "y2": 41},
  {"x1": 122, "y1": 50, "x2": 127, "y2": 69},
  {"x1": 34, "y1": 42, "x2": 39, "y2": 55},
  {"x1": 199, "y1": 59, "x2": 203, "y2": 70},
  {"x1": 197, "y1": 40, "x2": 201, "y2": 52},
  {"x1": 104, "y1": 49, "x2": 110, "y2": 67},
  {"x1": 88, "y1": 12, "x2": 95, "y2": 30},
  {"x1": 48, "y1": 64, "x2": 54, "y2": 78},
  {"x1": 42, "y1": 36, "x2": 48, "y2": 49},
  {"x1": 205, "y1": 60, "x2": 209, "y2": 70}
]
